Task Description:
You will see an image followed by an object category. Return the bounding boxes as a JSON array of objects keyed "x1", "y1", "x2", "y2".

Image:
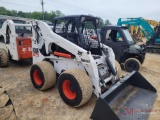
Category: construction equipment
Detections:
[
  {"x1": 133, "y1": 19, "x2": 160, "y2": 38},
  {"x1": 117, "y1": 18, "x2": 160, "y2": 53},
  {"x1": 30, "y1": 15, "x2": 156, "y2": 120},
  {"x1": 124, "y1": 19, "x2": 160, "y2": 41},
  {"x1": 100, "y1": 26, "x2": 145, "y2": 72},
  {"x1": 146, "y1": 19, "x2": 160, "y2": 36},
  {"x1": 0, "y1": 16, "x2": 32, "y2": 67},
  {"x1": 129, "y1": 25, "x2": 143, "y2": 42},
  {"x1": 0, "y1": 85, "x2": 16, "y2": 120}
]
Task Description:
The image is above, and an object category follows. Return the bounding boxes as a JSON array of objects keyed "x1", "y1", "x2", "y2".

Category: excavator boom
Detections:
[{"x1": 117, "y1": 17, "x2": 160, "y2": 53}]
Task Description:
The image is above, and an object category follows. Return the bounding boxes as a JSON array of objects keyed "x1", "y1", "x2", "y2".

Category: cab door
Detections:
[{"x1": 101, "y1": 28, "x2": 128, "y2": 62}]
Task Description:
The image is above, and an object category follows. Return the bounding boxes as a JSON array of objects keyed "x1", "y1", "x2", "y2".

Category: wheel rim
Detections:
[
  {"x1": 33, "y1": 70, "x2": 42, "y2": 85},
  {"x1": 62, "y1": 80, "x2": 76, "y2": 100},
  {"x1": 128, "y1": 62, "x2": 137, "y2": 71}
]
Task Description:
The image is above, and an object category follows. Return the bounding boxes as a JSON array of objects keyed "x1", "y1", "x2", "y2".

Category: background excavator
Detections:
[
  {"x1": 117, "y1": 18, "x2": 160, "y2": 53},
  {"x1": 126, "y1": 19, "x2": 160, "y2": 41}
]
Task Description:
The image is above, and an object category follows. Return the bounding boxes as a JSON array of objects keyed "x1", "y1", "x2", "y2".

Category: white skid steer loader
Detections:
[
  {"x1": 30, "y1": 15, "x2": 157, "y2": 120},
  {"x1": 0, "y1": 17, "x2": 32, "y2": 67}
]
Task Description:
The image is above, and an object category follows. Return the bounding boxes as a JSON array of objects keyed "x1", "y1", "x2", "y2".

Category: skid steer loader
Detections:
[
  {"x1": 0, "y1": 16, "x2": 32, "y2": 67},
  {"x1": 30, "y1": 15, "x2": 156, "y2": 120}
]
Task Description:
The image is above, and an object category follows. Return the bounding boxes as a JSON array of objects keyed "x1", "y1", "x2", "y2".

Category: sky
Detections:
[{"x1": 1, "y1": 0, "x2": 160, "y2": 24}]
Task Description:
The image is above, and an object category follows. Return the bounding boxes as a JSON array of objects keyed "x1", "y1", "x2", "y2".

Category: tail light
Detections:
[{"x1": 19, "y1": 40, "x2": 24, "y2": 45}]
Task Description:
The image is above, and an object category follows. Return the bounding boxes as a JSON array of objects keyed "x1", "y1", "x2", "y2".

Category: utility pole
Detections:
[{"x1": 41, "y1": 0, "x2": 45, "y2": 20}]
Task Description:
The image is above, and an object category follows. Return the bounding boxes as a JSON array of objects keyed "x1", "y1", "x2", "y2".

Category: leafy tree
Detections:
[
  {"x1": 105, "y1": 19, "x2": 111, "y2": 25},
  {"x1": 0, "y1": 6, "x2": 64, "y2": 22},
  {"x1": 55, "y1": 10, "x2": 64, "y2": 17},
  {"x1": 0, "y1": 6, "x2": 109, "y2": 26},
  {"x1": 98, "y1": 17, "x2": 105, "y2": 29},
  {"x1": 17, "y1": 11, "x2": 25, "y2": 18},
  {"x1": 10, "y1": 10, "x2": 17, "y2": 16},
  {"x1": 30, "y1": 12, "x2": 42, "y2": 19}
]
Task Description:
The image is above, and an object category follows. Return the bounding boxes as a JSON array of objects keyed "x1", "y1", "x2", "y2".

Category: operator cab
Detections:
[
  {"x1": 101, "y1": 26, "x2": 135, "y2": 61},
  {"x1": 101, "y1": 25, "x2": 145, "y2": 70},
  {"x1": 53, "y1": 15, "x2": 101, "y2": 56},
  {"x1": 12, "y1": 20, "x2": 32, "y2": 37},
  {"x1": 0, "y1": 19, "x2": 32, "y2": 37}
]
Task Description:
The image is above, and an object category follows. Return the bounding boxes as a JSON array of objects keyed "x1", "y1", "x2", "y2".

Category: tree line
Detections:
[
  {"x1": 0, "y1": 6, "x2": 110, "y2": 28},
  {"x1": 0, "y1": 6, "x2": 64, "y2": 21}
]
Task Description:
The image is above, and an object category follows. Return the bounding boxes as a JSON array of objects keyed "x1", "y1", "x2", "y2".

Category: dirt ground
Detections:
[{"x1": 0, "y1": 53, "x2": 160, "y2": 120}]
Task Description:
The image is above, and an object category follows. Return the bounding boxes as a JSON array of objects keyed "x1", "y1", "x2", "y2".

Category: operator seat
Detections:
[{"x1": 109, "y1": 30, "x2": 117, "y2": 42}]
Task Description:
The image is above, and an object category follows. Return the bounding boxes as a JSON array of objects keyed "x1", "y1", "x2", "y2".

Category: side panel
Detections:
[
  {"x1": 52, "y1": 58, "x2": 85, "y2": 74},
  {"x1": 16, "y1": 37, "x2": 32, "y2": 60}
]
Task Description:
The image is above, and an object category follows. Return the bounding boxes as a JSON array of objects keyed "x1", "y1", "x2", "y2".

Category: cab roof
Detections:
[
  {"x1": 102, "y1": 25, "x2": 128, "y2": 30},
  {"x1": 54, "y1": 15, "x2": 99, "y2": 21}
]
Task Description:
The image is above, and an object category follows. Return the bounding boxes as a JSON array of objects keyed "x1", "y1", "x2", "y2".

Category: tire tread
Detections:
[
  {"x1": 124, "y1": 58, "x2": 141, "y2": 72},
  {"x1": 0, "y1": 49, "x2": 9, "y2": 67},
  {"x1": 61, "y1": 69, "x2": 92, "y2": 107},
  {"x1": 31, "y1": 61, "x2": 56, "y2": 90}
]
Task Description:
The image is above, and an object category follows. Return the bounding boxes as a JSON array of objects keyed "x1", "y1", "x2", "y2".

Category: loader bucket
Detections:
[{"x1": 91, "y1": 71, "x2": 157, "y2": 120}]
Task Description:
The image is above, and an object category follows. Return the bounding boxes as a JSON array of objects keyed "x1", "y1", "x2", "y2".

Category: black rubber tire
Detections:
[
  {"x1": 115, "y1": 60, "x2": 121, "y2": 77},
  {"x1": 0, "y1": 49, "x2": 9, "y2": 68},
  {"x1": 0, "y1": 86, "x2": 16, "y2": 120},
  {"x1": 30, "y1": 61, "x2": 56, "y2": 91},
  {"x1": 58, "y1": 69, "x2": 92, "y2": 107},
  {"x1": 124, "y1": 58, "x2": 141, "y2": 72}
]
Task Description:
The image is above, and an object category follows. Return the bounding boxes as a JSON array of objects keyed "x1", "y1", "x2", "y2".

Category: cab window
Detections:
[
  {"x1": 106, "y1": 29, "x2": 123, "y2": 42},
  {"x1": 54, "y1": 19, "x2": 77, "y2": 34},
  {"x1": 0, "y1": 19, "x2": 5, "y2": 29}
]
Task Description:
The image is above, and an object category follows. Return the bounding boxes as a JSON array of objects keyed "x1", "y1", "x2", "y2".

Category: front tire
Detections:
[
  {"x1": 58, "y1": 69, "x2": 92, "y2": 107},
  {"x1": 124, "y1": 58, "x2": 141, "y2": 72},
  {"x1": 30, "y1": 61, "x2": 56, "y2": 90}
]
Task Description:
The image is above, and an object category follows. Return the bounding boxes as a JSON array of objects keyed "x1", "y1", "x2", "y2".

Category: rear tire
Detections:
[
  {"x1": 115, "y1": 60, "x2": 121, "y2": 77},
  {"x1": 0, "y1": 49, "x2": 9, "y2": 68},
  {"x1": 30, "y1": 61, "x2": 56, "y2": 90},
  {"x1": 58, "y1": 69, "x2": 92, "y2": 107},
  {"x1": 124, "y1": 58, "x2": 141, "y2": 72},
  {"x1": 0, "y1": 86, "x2": 16, "y2": 120}
]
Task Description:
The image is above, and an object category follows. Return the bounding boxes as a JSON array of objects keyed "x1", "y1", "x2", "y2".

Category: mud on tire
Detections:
[
  {"x1": 30, "y1": 61, "x2": 56, "y2": 91},
  {"x1": 58, "y1": 69, "x2": 93, "y2": 107},
  {"x1": 0, "y1": 86, "x2": 16, "y2": 120},
  {"x1": 0, "y1": 49, "x2": 9, "y2": 68}
]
